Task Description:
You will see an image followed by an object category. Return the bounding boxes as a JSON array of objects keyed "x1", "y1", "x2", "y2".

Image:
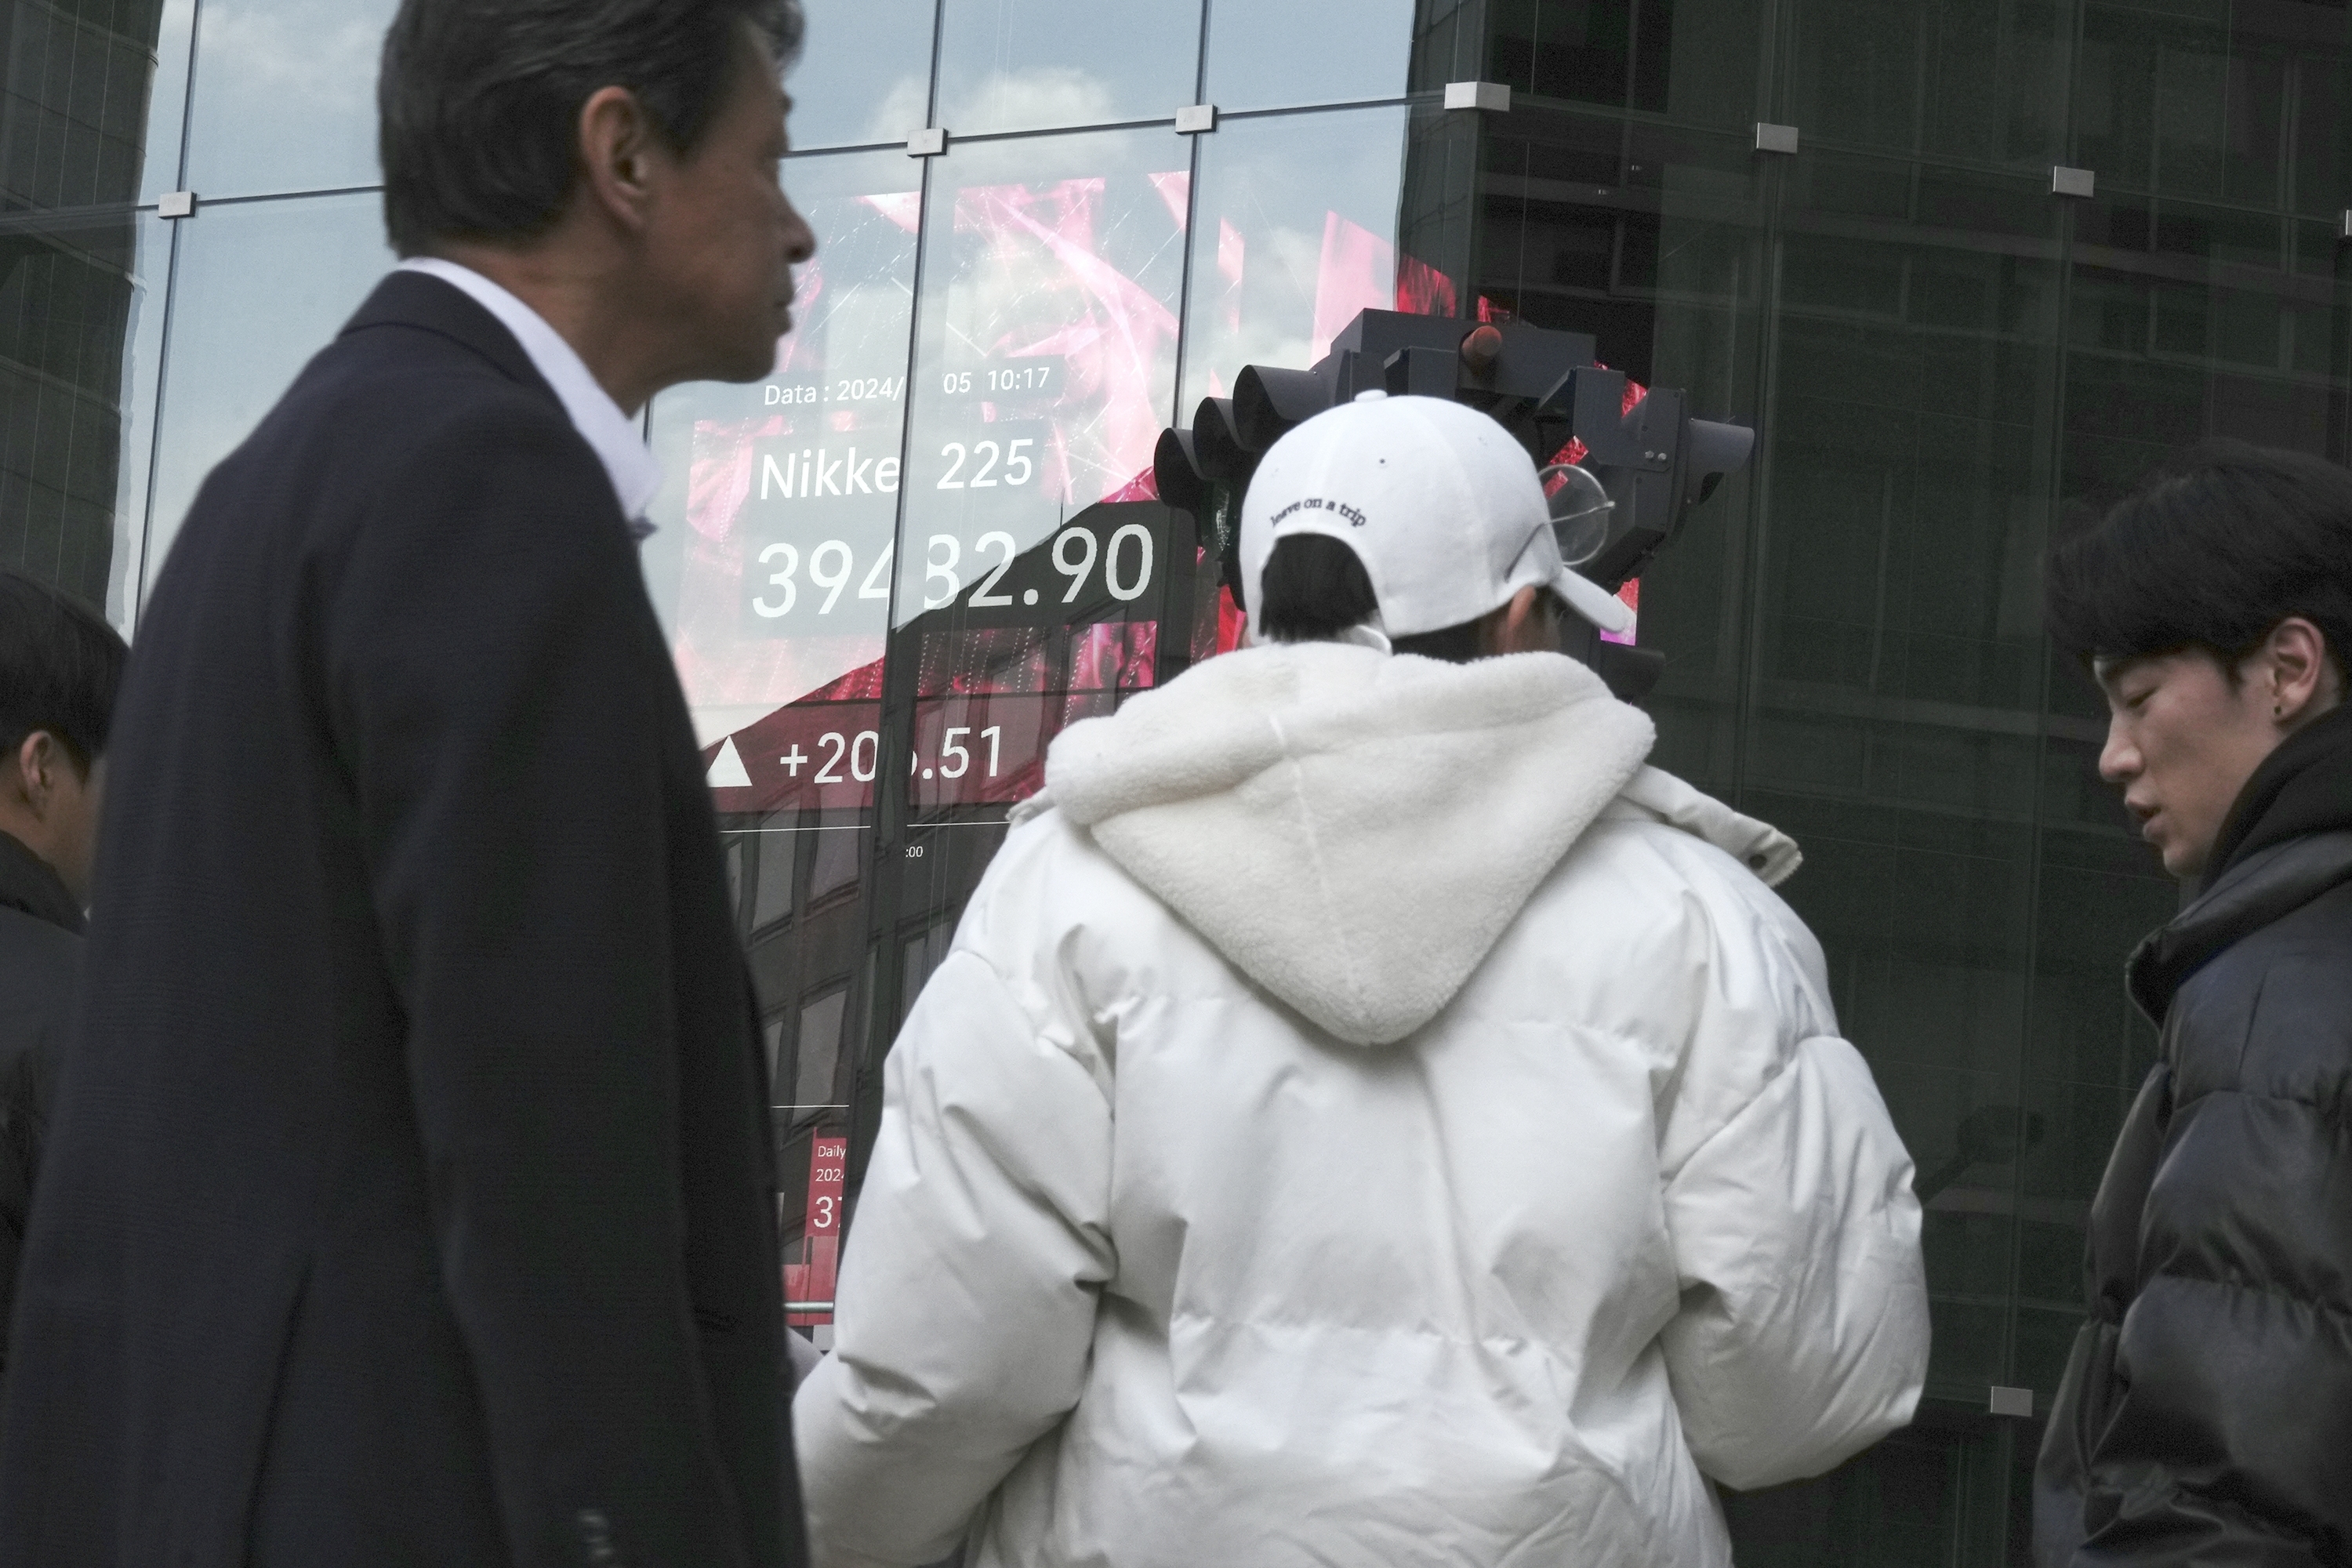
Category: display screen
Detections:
[
  {"x1": 655, "y1": 126, "x2": 1444, "y2": 802},
  {"x1": 660, "y1": 132, "x2": 1193, "y2": 824},
  {"x1": 891, "y1": 137, "x2": 1189, "y2": 631},
  {"x1": 703, "y1": 504, "x2": 1178, "y2": 817}
]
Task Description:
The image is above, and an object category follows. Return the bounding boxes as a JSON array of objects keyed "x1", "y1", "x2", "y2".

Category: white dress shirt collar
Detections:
[{"x1": 397, "y1": 258, "x2": 663, "y2": 536}]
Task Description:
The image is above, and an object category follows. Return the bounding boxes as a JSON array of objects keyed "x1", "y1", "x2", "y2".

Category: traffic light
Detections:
[
  {"x1": 1153, "y1": 308, "x2": 1754, "y2": 702},
  {"x1": 1156, "y1": 397, "x2": 1258, "y2": 601},
  {"x1": 1526, "y1": 364, "x2": 1755, "y2": 590},
  {"x1": 1233, "y1": 365, "x2": 1336, "y2": 448}
]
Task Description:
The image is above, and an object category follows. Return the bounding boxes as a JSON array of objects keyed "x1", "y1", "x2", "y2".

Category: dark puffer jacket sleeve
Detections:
[
  {"x1": 2054, "y1": 877, "x2": 2352, "y2": 1566},
  {"x1": 0, "y1": 908, "x2": 76, "y2": 1382}
]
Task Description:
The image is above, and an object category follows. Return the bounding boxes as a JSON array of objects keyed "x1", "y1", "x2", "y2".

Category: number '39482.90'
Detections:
[{"x1": 753, "y1": 524, "x2": 1154, "y2": 619}]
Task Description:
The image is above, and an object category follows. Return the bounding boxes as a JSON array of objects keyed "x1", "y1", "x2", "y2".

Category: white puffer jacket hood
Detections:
[
  {"x1": 1040, "y1": 642, "x2": 1797, "y2": 1044},
  {"x1": 797, "y1": 642, "x2": 1926, "y2": 1568}
]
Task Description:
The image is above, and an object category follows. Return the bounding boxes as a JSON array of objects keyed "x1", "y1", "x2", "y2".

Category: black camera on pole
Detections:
[{"x1": 1154, "y1": 310, "x2": 1754, "y2": 702}]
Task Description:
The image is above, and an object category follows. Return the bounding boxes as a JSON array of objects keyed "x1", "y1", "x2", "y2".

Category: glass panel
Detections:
[
  {"x1": 1398, "y1": 100, "x2": 1481, "y2": 308},
  {"x1": 2291, "y1": 34, "x2": 2352, "y2": 220},
  {"x1": 1631, "y1": 145, "x2": 1764, "y2": 793},
  {"x1": 751, "y1": 810, "x2": 799, "y2": 931},
  {"x1": 113, "y1": 0, "x2": 198, "y2": 205},
  {"x1": 808, "y1": 824, "x2": 863, "y2": 902},
  {"x1": 0, "y1": 0, "x2": 185, "y2": 210},
  {"x1": 2063, "y1": 230, "x2": 2332, "y2": 481},
  {"x1": 1944, "y1": 0, "x2": 2074, "y2": 167},
  {"x1": 1755, "y1": 156, "x2": 2064, "y2": 1413},
  {"x1": 792, "y1": 986, "x2": 848, "y2": 1112},
  {"x1": 1178, "y1": 104, "x2": 1411, "y2": 412},
  {"x1": 647, "y1": 148, "x2": 906, "y2": 1008},
  {"x1": 182, "y1": 0, "x2": 396, "y2": 198},
  {"x1": 1410, "y1": 0, "x2": 1485, "y2": 90},
  {"x1": 854, "y1": 129, "x2": 1203, "y2": 1138},
  {"x1": 934, "y1": 0, "x2": 1203, "y2": 136},
  {"x1": 1203, "y1": 0, "x2": 1415, "y2": 111},
  {"x1": 735, "y1": 811, "x2": 868, "y2": 1151},
  {"x1": 0, "y1": 209, "x2": 169, "y2": 627},
  {"x1": 2072, "y1": 2, "x2": 2310, "y2": 204},
  {"x1": 898, "y1": 918, "x2": 954, "y2": 1026},
  {"x1": 789, "y1": 0, "x2": 937, "y2": 150},
  {"x1": 143, "y1": 191, "x2": 393, "y2": 599},
  {"x1": 894, "y1": 126, "x2": 1188, "y2": 631},
  {"x1": 1675, "y1": 151, "x2": 2070, "y2": 1561},
  {"x1": 1488, "y1": 0, "x2": 1634, "y2": 109},
  {"x1": 2155, "y1": 23, "x2": 2234, "y2": 204},
  {"x1": 1637, "y1": 0, "x2": 1766, "y2": 127},
  {"x1": 1475, "y1": 113, "x2": 1763, "y2": 793},
  {"x1": 2075, "y1": 13, "x2": 2156, "y2": 194},
  {"x1": 644, "y1": 148, "x2": 916, "y2": 768},
  {"x1": 2222, "y1": 46, "x2": 2287, "y2": 209},
  {"x1": 1785, "y1": 0, "x2": 2069, "y2": 169},
  {"x1": 143, "y1": 0, "x2": 198, "y2": 203}
]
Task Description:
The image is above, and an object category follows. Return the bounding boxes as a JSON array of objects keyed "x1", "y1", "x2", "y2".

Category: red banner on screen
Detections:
[{"x1": 786, "y1": 1136, "x2": 848, "y2": 1327}]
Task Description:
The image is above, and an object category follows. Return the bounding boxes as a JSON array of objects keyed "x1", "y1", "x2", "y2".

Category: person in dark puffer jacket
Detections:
[
  {"x1": 2038, "y1": 439, "x2": 2352, "y2": 1567},
  {"x1": 0, "y1": 572, "x2": 126, "y2": 1384}
]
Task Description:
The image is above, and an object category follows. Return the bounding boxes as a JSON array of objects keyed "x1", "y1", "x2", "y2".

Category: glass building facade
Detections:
[{"x1": 9, "y1": 0, "x2": 2350, "y2": 1559}]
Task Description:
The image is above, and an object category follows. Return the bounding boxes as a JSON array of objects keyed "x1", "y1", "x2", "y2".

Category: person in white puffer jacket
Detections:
[{"x1": 794, "y1": 393, "x2": 1929, "y2": 1568}]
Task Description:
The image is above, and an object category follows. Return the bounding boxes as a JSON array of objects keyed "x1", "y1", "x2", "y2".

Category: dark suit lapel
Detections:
[{"x1": 339, "y1": 270, "x2": 561, "y2": 410}]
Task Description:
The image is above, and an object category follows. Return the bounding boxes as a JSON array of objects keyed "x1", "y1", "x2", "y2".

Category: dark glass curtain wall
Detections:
[
  {"x1": 0, "y1": 0, "x2": 176, "y2": 621},
  {"x1": 1474, "y1": 0, "x2": 2348, "y2": 1557}
]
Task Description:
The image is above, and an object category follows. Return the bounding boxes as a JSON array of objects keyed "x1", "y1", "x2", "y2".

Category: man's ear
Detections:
[
  {"x1": 2260, "y1": 616, "x2": 2340, "y2": 726},
  {"x1": 9, "y1": 731, "x2": 56, "y2": 815},
  {"x1": 575, "y1": 85, "x2": 661, "y2": 235}
]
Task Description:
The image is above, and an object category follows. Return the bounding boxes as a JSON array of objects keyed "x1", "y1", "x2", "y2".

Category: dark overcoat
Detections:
[
  {"x1": 0, "y1": 828, "x2": 80, "y2": 1377},
  {"x1": 2037, "y1": 705, "x2": 2352, "y2": 1565},
  {"x1": 0, "y1": 272, "x2": 804, "y2": 1568}
]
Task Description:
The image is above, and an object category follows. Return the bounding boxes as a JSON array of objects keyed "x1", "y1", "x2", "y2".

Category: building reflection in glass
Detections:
[{"x1": 0, "y1": 0, "x2": 173, "y2": 619}]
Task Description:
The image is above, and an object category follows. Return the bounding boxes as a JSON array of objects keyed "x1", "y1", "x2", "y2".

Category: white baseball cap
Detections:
[{"x1": 1238, "y1": 391, "x2": 1635, "y2": 644}]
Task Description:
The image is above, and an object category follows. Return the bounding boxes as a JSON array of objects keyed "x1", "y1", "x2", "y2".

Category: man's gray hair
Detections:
[{"x1": 379, "y1": 0, "x2": 804, "y2": 258}]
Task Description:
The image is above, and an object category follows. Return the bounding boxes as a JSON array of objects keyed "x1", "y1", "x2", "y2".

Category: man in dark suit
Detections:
[
  {"x1": 0, "y1": 2, "x2": 817, "y2": 1565},
  {"x1": 0, "y1": 571, "x2": 126, "y2": 1379}
]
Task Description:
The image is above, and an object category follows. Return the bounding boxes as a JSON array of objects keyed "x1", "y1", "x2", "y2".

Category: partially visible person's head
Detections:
[
  {"x1": 1242, "y1": 393, "x2": 1630, "y2": 662},
  {"x1": 1256, "y1": 534, "x2": 1569, "y2": 661},
  {"x1": 379, "y1": 0, "x2": 816, "y2": 393},
  {"x1": 2047, "y1": 440, "x2": 2352, "y2": 880},
  {"x1": 0, "y1": 572, "x2": 129, "y2": 903}
]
